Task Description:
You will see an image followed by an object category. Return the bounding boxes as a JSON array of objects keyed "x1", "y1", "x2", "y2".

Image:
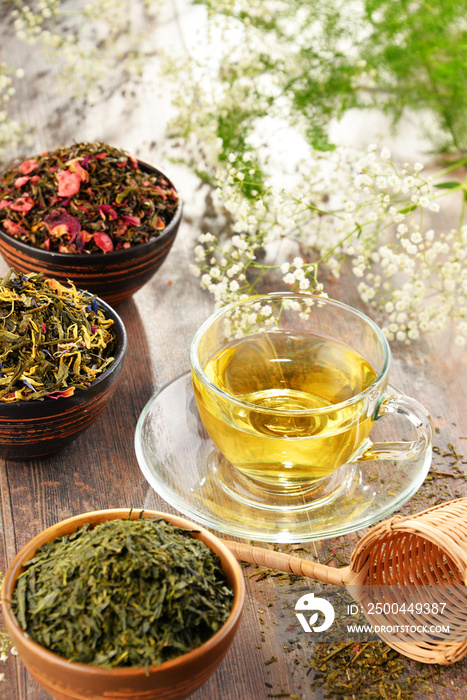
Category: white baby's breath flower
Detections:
[
  {"x1": 294, "y1": 268, "x2": 305, "y2": 280},
  {"x1": 199, "y1": 232, "x2": 215, "y2": 243},
  {"x1": 194, "y1": 245, "x2": 206, "y2": 260},
  {"x1": 380, "y1": 147, "x2": 391, "y2": 161},
  {"x1": 179, "y1": 53, "x2": 467, "y2": 346}
]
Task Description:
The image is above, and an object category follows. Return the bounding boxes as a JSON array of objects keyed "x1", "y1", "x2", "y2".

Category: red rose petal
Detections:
[{"x1": 94, "y1": 231, "x2": 114, "y2": 252}]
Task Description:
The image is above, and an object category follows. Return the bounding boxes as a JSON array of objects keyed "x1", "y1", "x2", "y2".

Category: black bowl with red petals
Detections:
[{"x1": 0, "y1": 143, "x2": 182, "y2": 306}]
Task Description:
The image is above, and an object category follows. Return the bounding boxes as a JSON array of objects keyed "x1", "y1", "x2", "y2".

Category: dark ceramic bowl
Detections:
[
  {"x1": 0, "y1": 161, "x2": 182, "y2": 306},
  {"x1": 0, "y1": 297, "x2": 127, "y2": 459},
  {"x1": 1, "y1": 508, "x2": 245, "y2": 700}
]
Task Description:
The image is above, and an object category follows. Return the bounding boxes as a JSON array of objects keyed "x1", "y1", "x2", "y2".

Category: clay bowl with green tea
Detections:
[
  {"x1": 1, "y1": 508, "x2": 245, "y2": 700},
  {"x1": 0, "y1": 142, "x2": 182, "y2": 306},
  {"x1": 0, "y1": 269, "x2": 127, "y2": 459}
]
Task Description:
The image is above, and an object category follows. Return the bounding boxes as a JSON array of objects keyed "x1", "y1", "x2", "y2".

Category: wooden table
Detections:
[
  {"x1": 1, "y1": 4, "x2": 467, "y2": 697},
  {"x1": 1, "y1": 217, "x2": 467, "y2": 699}
]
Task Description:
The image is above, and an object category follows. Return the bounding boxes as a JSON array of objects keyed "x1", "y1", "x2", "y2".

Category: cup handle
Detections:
[{"x1": 355, "y1": 393, "x2": 434, "y2": 462}]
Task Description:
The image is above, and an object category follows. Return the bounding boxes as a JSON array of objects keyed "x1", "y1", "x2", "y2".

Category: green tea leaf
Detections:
[
  {"x1": 0, "y1": 270, "x2": 116, "y2": 402},
  {"x1": 12, "y1": 516, "x2": 234, "y2": 669}
]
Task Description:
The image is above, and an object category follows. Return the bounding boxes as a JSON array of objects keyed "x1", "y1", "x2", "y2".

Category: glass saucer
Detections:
[{"x1": 134, "y1": 372, "x2": 432, "y2": 543}]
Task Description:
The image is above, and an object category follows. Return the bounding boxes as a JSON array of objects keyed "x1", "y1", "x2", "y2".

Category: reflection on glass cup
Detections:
[{"x1": 190, "y1": 293, "x2": 433, "y2": 493}]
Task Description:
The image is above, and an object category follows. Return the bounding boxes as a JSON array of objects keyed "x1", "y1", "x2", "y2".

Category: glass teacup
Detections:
[{"x1": 190, "y1": 293, "x2": 433, "y2": 494}]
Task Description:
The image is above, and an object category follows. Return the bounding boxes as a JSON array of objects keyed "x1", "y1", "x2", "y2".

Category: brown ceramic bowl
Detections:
[
  {"x1": 0, "y1": 161, "x2": 182, "y2": 306},
  {"x1": 1, "y1": 508, "x2": 245, "y2": 700},
  {"x1": 0, "y1": 297, "x2": 127, "y2": 459}
]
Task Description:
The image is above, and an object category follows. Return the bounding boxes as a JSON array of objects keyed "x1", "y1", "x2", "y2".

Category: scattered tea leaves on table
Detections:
[
  {"x1": 12, "y1": 515, "x2": 234, "y2": 668},
  {"x1": 0, "y1": 268, "x2": 116, "y2": 401},
  {"x1": 309, "y1": 639, "x2": 417, "y2": 699}
]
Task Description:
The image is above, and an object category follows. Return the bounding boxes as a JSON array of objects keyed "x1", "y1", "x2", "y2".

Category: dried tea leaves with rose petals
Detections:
[
  {"x1": 0, "y1": 142, "x2": 179, "y2": 254},
  {"x1": 0, "y1": 268, "x2": 116, "y2": 401},
  {"x1": 13, "y1": 516, "x2": 234, "y2": 668}
]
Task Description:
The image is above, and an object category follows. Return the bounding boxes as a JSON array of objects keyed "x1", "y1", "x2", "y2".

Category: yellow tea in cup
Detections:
[{"x1": 191, "y1": 294, "x2": 433, "y2": 493}]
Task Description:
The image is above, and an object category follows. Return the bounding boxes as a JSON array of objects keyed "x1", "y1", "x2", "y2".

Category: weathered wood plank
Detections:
[{"x1": 0, "y1": 2, "x2": 466, "y2": 698}]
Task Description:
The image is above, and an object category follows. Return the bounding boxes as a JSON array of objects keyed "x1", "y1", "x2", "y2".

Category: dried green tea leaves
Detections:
[
  {"x1": 0, "y1": 269, "x2": 116, "y2": 401},
  {"x1": 310, "y1": 640, "x2": 417, "y2": 699},
  {"x1": 12, "y1": 516, "x2": 234, "y2": 668},
  {"x1": 0, "y1": 142, "x2": 179, "y2": 254}
]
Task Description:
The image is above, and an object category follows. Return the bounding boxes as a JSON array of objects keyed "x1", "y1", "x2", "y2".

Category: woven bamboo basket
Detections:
[{"x1": 223, "y1": 497, "x2": 467, "y2": 664}]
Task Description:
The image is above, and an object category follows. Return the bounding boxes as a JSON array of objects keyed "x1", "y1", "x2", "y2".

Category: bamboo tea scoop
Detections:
[{"x1": 222, "y1": 497, "x2": 467, "y2": 665}]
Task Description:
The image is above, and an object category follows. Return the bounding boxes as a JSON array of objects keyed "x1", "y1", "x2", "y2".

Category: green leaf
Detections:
[
  {"x1": 55, "y1": 362, "x2": 69, "y2": 385},
  {"x1": 115, "y1": 187, "x2": 137, "y2": 203},
  {"x1": 433, "y1": 181, "x2": 461, "y2": 189},
  {"x1": 0, "y1": 329, "x2": 20, "y2": 342}
]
